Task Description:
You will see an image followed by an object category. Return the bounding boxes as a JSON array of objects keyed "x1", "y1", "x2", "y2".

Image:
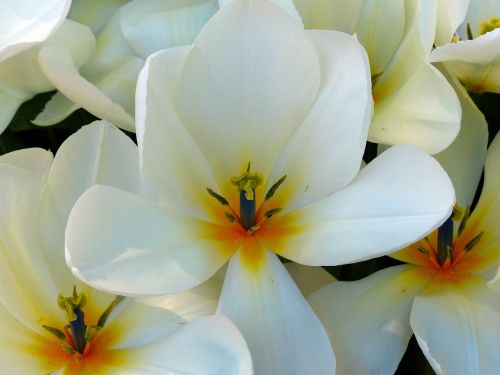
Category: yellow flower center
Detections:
[
  {"x1": 205, "y1": 163, "x2": 299, "y2": 271},
  {"x1": 395, "y1": 204, "x2": 490, "y2": 283},
  {"x1": 37, "y1": 288, "x2": 126, "y2": 373}
]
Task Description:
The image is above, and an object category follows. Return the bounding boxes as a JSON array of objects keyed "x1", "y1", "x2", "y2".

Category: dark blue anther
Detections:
[
  {"x1": 69, "y1": 307, "x2": 87, "y2": 353},
  {"x1": 240, "y1": 190, "x2": 256, "y2": 231},
  {"x1": 437, "y1": 217, "x2": 454, "y2": 265}
]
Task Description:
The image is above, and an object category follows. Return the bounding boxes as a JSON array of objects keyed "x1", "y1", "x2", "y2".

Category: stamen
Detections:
[
  {"x1": 265, "y1": 175, "x2": 287, "y2": 201},
  {"x1": 42, "y1": 325, "x2": 66, "y2": 340},
  {"x1": 224, "y1": 211, "x2": 236, "y2": 222},
  {"x1": 417, "y1": 246, "x2": 430, "y2": 257},
  {"x1": 458, "y1": 206, "x2": 470, "y2": 234},
  {"x1": 96, "y1": 295, "x2": 125, "y2": 329},
  {"x1": 467, "y1": 23, "x2": 474, "y2": 39},
  {"x1": 264, "y1": 207, "x2": 282, "y2": 218},
  {"x1": 464, "y1": 231, "x2": 484, "y2": 252},
  {"x1": 451, "y1": 204, "x2": 465, "y2": 222},
  {"x1": 480, "y1": 17, "x2": 500, "y2": 35},
  {"x1": 437, "y1": 217, "x2": 454, "y2": 266},
  {"x1": 207, "y1": 188, "x2": 229, "y2": 206}
]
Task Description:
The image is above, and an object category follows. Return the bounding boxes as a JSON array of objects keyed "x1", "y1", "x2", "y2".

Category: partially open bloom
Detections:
[
  {"x1": 248, "y1": 0, "x2": 462, "y2": 153},
  {"x1": 0, "y1": 121, "x2": 252, "y2": 374},
  {"x1": 66, "y1": 0, "x2": 455, "y2": 373},
  {"x1": 0, "y1": 4, "x2": 95, "y2": 134},
  {"x1": 34, "y1": 0, "x2": 219, "y2": 131},
  {"x1": 309, "y1": 74, "x2": 497, "y2": 374},
  {"x1": 431, "y1": 0, "x2": 500, "y2": 93}
]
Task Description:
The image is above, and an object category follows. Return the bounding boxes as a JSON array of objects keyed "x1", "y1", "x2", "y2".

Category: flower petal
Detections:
[
  {"x1": 271, "y1": 144, "x2": 455, "y2": 265},
  {"x1": 136, "y1": 46, "x2": 219, "y2": 219},
  {"x1": 66, "y1": 185, "x2": 233, "y2": 295},
  {"x1": 68, "y1": 0, "x2": 128, "y2": 34},
  {"x1": 218, "y1": 249, "x2": 335, "y2": 374},
  {"x1": 411, "y1": 275, "x2": 500, "y2": 374},
  {"x1": 269, "y1": 30, "x2": 371, "y2": 211},
  {"x1": 371, "y1": 61, "x2": 460, "y2": 154},
  {"x1": 178, "y1": 0, "x2": 320, "y2": 186},
  {"x1": 285, "y1": 263, "x2": 335, "y2": 297},
  {"x1": 433, "y1": 64, "x2": 488, "y2": 208},
  {"x1": 38, "y1": 45, "x2": 137, "y2": 131},
  {"x1": 435, "y1": 0, "x2": 469, "y2": 45},
  {"x1": 0, "y1": 162, "x2": 63, "y2": 332},
  {"x1": 0, "y1": 0, "x2": 71, "y2": 61},
  {"x1": 0, "y1": 89, "x2": 23, "y2": 134},
  {"x1": 309, "y1": 265, "x2": 428, "y2": 375},
  {"x1": 0, "y1": 303, "x2": 61, "y2": 373},
  {"x1": 120, "y1": 0, "x2": 218, "y2": 59},
  {"x1": 121, "y1": 316, "x2": 253, "y2": 375},
  {"x1": 40, "y1": 121, "x2": 140, "y2": 290}
]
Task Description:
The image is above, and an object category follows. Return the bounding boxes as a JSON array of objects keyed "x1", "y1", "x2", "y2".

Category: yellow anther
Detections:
[
  {"x1": 231, "y1": 169, "x2": 263, "y2": 201},
  {"x1": 451, "y1": 204, "x2": 466, "y2": 222},
  {"x1": 480, "y1": 17, "x2": 500, "y2": 35}
]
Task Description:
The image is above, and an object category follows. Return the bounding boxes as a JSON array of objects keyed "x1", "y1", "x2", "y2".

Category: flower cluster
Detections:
[{"x1": 0, "y1": 0, "x2": 498, "y2": 374}]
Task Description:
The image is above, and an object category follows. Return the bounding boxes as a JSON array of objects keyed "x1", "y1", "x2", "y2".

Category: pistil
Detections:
[
  {"x1": 57, "y1": 287, "x2": 88, "y2": 353},
  {"x1": 437, "y1": 217, "x2": 453, "y2": 266}
]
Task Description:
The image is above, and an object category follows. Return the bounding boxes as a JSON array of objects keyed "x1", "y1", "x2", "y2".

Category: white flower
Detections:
[
  {"x1": 223, "y1": 0, "x2": 462, "y2": 154},
  {"x1": 0, "y1": 121, "x2": 252, "y2": 374},
  {"x1": 65, "y1": 1, "x2": 455, "y2": 373},
  {"x1": 34, "y1": 0, "x2": 219, "y2": 131},
  {"x1": 431, "y1": 0, "x2": 500, "y2": 93},
  {"x1": 308, "y1": 71, "x2": 496, "y2": 375},
  {"x1": 0, "y1": 18, "x2": 95, "y2": 134}
]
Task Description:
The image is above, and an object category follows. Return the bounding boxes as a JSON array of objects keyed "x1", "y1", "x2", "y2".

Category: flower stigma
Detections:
[{"x1": 42, "y1": 286, "x2": 124, "y2": 359}]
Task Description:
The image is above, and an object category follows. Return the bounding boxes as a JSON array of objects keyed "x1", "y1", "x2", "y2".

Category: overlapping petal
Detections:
[
  {"x1": 177, "y1": 0, "x2": 321, "y2": 186},
  {"x1": 269, "y1": 30, "x2": 371, "y2": 211},
  {"x1": 0, "y1": 0, "x2": 71, "y2": 62},
  {"x1": 38, "y1": 46, "x2": 137, "y2": 131},
  {"x1": 268, "y1": 145, "x2": 455, "y2": 265},
  {"x1": 218, "y1": 249, "x2": 335, "y2": 374},
  {"x1": 40, "y1": 121, "x2": 141, "y2": 289},
  {"x1": 122, "y1": 316, "x2": 253, "y2": 375},
  {"x1": 66, "y1": 185, "x2": 234, "y2": 295},
  {"x1": 309, "y1": 265, "x2": 428, "y2": 375},
  {"x1": 411, "y1": 275, "x2": 500, "y2": 374}
]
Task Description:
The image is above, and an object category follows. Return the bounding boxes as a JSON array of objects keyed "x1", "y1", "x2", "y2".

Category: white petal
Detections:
[
  {"x1": 120, "y1": 0, "x2": 218, "y2": 58},
  {"x1": 40, "y1": 121, "x2": 140, "y2": 290},
  {"x1": 0, "y1": 88, "x2": 23, "y2": 134},
  {"x1": 0, "y1": 0, "x2": 71, "y2": 61},
  {"x1": 411, "y1": 275, "x2": 500, "y2": 375},
  {"x1": 136, "y1": 47, "x2": 219, "y2": 219},
  {"x1": 0, "y1": 163, "x2": 63, "y2": 332},
  {"x1": 0, "y1": 19, "x2": 95, "y2": 107},
  {"x1": 218, "y1": 249, "x2": 335, "y2": 375},
  {"x1": 68, "y1": 0, "x2": 129, "y2": 34},
  {"x1": 370, "y1": 61, "x2": 461, "y2": 154},
  {"x1": 66, "y1": 185, "x2": 233, "y2": 295},
  {"x1": 285, "y1": 263, "x2": 335, "y2": 297},
  {"x1": 32, "y1": 91, "x2": 80, "y2": 126},
  {"x1": 0, "y1": 303, "x2": 58, "y2": 373},
  {"x1": 0, "y1": 147, "x2": 53, "y2": 176},
  {"x1": 123, "y1": 316, "x2": 253, "y2": 375},
  {"x1": 269, "y1": 30, "x2": 371, "y2": 211},
  {"x1": 457, "y1": 0, "x2": 500, "y2": 39},
  {"x1": 290, "y1": 0, "x2": 363, "y2": 32},
  {"x1": 433, "y1": 64, "x2": 488, "y2": 208},
  {"x1": 274, "y1": 145, "x2": 455, "y2": 265},
  {"x1": 435, "y1": 0, "x2": 469, "y2": 45},
  {"x1": 309, "y1": 265, "x2": 428, "y2": 375},
  {"x1": 178, "y1": 0, "x2": 320, "y2": 185},
  {"x1": 38, "y1": 45, "x2": 136, "y2": 131},
  {"x1": 431, "y1": 28, "x2": 500, "y2": 64}
]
